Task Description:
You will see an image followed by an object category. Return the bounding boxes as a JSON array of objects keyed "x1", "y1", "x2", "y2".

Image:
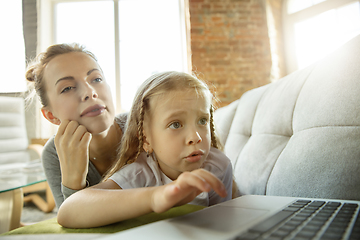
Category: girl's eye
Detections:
[
  {"x1": 198, "y1": 118, "x2": 208, "y2": 125},
  {"x1": 93, "y1": 78, "x2": 102, "y2": 83},
  {"x1": 169, "y1": 122, "x2": 181, "y2": 129},
  {"x1": 61, "y1": 86, "x2": 74, "y2": 93}
]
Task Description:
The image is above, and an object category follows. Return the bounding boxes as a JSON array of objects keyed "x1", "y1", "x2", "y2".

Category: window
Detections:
[
  {"x1": 40, "y1": 0, "x2": 188, "y2": 113},
  {"x1": 287, "y1": 0, "x2": 327, "y2": 14},
  {"x1": 283, "y1": 0, "x2": 360, "y2": 73},
  {"x1": 118, "y1": 0, "x2": 186, "y2": 111},
  {"x1": 0, "y1": 0, "x2": 27, "y2": 93}
]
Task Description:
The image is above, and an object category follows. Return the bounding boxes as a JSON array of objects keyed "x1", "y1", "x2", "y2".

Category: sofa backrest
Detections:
[
  {"x1": 0, "y1": 96, "x2": 30, "y2": 164},
  {"x1": 214, "y1": 34, "x2": 360, "y2": 201}
]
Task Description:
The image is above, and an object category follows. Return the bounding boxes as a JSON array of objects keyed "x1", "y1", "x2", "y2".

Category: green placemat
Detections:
[{"x1": 2, "y1": 204, "x2": 205, "y2": 236}]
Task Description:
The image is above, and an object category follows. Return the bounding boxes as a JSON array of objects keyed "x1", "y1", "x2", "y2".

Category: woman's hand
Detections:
[
  {"x1": 54, "y1": 120, "x2": 92, "y2": 190},
  {"x1": 151, "y1": 169, "x2": 227, "y2": 213}
]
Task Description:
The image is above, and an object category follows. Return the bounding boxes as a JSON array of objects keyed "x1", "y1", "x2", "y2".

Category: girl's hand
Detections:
[
  {"x1": 151, "y1": 169, "x2": 227, "y2": 213},
  {"x1": 54, "y1": 120, "x2": 92, "y2": 190}
]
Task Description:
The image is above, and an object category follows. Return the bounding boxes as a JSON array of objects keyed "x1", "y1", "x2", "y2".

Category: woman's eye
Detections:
[
  {"x1": 61, "y1": 86, "x2": 74, "y2": 93},
  {"x1": 198, "y1": 118, "x2": 208, "y2": 125},
  {"x1": 93, "y1": 78, "x2": 102, "y2": 83},
  {"x1": 169, "y1": 122, "x2": 181, "y2": 129}
]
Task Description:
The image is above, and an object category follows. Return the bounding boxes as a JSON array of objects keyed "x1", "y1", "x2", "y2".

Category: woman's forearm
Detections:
[{"x1": 57, "y1": 186, "x2": 155, "y2": 228}]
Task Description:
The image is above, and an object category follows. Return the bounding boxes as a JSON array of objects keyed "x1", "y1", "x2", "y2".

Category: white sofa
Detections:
[
  {"x1": 214, "y1": 34, "x2": 360, "y2": 201},
  {"x1": 0, "y1": 96, "x2": 32, "y2": 165}
]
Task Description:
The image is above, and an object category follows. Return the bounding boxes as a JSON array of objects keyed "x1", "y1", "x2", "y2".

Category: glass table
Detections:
[{"x1": 0, "y1": 161, "x2": 52, "y2": 234}]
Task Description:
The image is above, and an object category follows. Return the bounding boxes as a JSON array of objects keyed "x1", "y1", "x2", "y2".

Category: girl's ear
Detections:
[
  {"x1": 41, "y1": 107, "x2": 61, "y2": 125},
  {"x1": 142, "y1": 130, "x2": 153, "y2": 154}
]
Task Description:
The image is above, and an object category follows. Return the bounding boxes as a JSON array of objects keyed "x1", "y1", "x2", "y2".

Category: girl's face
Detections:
[
  {"x1": 143, "y1": 89, "x2": 212, "y2": 180},
  {"x1": 41, "y1": 52, "x2": 115, "y2": 134}
]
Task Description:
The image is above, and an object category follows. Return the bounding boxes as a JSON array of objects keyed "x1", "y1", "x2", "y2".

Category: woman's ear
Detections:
[{"x1": 41, "y1": 108, "x2": 61, "y2": 125}]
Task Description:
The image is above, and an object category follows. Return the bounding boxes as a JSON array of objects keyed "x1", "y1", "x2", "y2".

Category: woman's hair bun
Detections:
[{"x1": 25, "y1": 65, "x2": 36, "y2": 82}]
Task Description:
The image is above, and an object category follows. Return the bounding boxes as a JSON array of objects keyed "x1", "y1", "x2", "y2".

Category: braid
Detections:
[
  {"x1": 210, "y1": 105, "x2": 221, "y2": 149},
  {"x1": 135, "y1": 101, "x2": 145, "y2": 161}
]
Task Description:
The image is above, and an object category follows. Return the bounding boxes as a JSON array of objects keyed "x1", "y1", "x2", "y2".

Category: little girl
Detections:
[{"x1": 57, "y1": 71, "x2": 234, "y2": 228}]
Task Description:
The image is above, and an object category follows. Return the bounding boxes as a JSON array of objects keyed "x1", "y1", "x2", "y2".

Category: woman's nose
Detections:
[
  {"x1": 82, "y1": 84, "x2": 98, "y2": 101},
  {"x1": 187, "y1": 130, "x2": 202, "y2": 145}
]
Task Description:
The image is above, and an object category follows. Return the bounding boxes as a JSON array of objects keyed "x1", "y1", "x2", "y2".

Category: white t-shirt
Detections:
[{"x1": 109, "y1": 147, "x2": 233, "y2": 206}]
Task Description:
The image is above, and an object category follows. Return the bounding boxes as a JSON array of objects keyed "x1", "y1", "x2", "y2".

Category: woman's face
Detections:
[{"x1": 42, "y1": 52, "x2": 115, "y2": 134}]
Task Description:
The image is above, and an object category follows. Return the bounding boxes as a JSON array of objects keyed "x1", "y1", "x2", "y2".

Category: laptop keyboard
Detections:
[{"x1": 234, "y1": 199, "x2": 360, "y2": 240}]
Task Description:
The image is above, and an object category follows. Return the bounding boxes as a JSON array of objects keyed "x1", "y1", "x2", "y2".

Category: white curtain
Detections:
[{"x1": 262, "y1": 0, "x2": 286, "y2": 81}]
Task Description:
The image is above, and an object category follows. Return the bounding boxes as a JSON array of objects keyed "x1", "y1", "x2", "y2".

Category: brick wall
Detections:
[{"x1": 189, "y1": 0, "x2": 272, "y2": 107}]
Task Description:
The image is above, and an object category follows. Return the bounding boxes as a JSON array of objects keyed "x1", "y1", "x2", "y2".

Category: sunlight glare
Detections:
[
  {"x1": 0, "y1": 0, "x2": 27, "y2": 92},
  {"x1": 294, "y1": 2, "x2": 360, "y2": 69}
]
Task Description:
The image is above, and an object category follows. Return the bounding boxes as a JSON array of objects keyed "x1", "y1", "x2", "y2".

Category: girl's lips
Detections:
[
  {"x1": 81, "y1": 105, "x2": 106, "y2": 117},
  {"x1": 185, "y1": 150, "x2": 204, "y2": 163}
]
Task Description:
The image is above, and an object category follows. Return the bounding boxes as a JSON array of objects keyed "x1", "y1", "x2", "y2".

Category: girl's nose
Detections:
[{"x1": 187, "y1": 130, "x2": 202, "y2": 145}]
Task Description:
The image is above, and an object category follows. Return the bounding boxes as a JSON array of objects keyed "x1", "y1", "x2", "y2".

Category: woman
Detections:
[{"x1": 26, "y1": 43, "x2": 127, "y2": 208}]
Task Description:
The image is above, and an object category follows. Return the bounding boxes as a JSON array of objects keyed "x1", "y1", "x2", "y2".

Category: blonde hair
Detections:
[
  {"x1": 104, "y1": 71, "x2": 222, "y2": 180},
  {"x1": 25, "y1": 43, "x2": 97, "y2": 107}
]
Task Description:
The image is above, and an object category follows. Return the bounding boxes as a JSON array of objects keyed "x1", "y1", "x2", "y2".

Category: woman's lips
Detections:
[
  {"x1": 185, "y1": 150, "x2": 204, "y2": 163},
  {"x1": 81, "y1": 105, "x2": 105, "y2": 117}
]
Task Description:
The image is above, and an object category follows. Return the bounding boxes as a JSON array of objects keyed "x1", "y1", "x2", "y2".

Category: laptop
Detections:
[{"x1": 98, "y1": 195, "x2": 360, "y2": 240}]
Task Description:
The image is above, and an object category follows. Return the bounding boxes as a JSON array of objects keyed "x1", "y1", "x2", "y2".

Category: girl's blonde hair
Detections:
[
  {"x1": 104, "y1": 71, "x2": 222, "y2": 180},
  {"x1": 25, "y1": 43, "x2": 97, "y2": 107}
]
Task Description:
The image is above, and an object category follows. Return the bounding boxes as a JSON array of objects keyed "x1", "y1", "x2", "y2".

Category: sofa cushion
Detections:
[
  {"x1": 214, "y1": 34, "x2": 360, "y2": 200},
  {"x1": 0, "y1": 97, "x2": 30, "y2": 164}
]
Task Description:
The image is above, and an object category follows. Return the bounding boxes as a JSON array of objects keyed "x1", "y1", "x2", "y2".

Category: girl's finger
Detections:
[
  {"x1": 192, "y1": 169, "x2": 227, "y2": 198},
  {"x1": 177, "y1": 169, "x2": 227, "y2": 198},
  {"x1": 176, "y1": 171, "x2": 212, "y2": 193}
]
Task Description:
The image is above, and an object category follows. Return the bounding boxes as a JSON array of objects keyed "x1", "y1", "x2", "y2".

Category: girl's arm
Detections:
[{"x1": 57, "y1": 169, "x2": 227, "y2": 228}]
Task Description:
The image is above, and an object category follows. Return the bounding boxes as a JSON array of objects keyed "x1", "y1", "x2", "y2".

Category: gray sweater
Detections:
[{"x1": 42, "y1": 114, "x2": 127, "y2": 209}]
